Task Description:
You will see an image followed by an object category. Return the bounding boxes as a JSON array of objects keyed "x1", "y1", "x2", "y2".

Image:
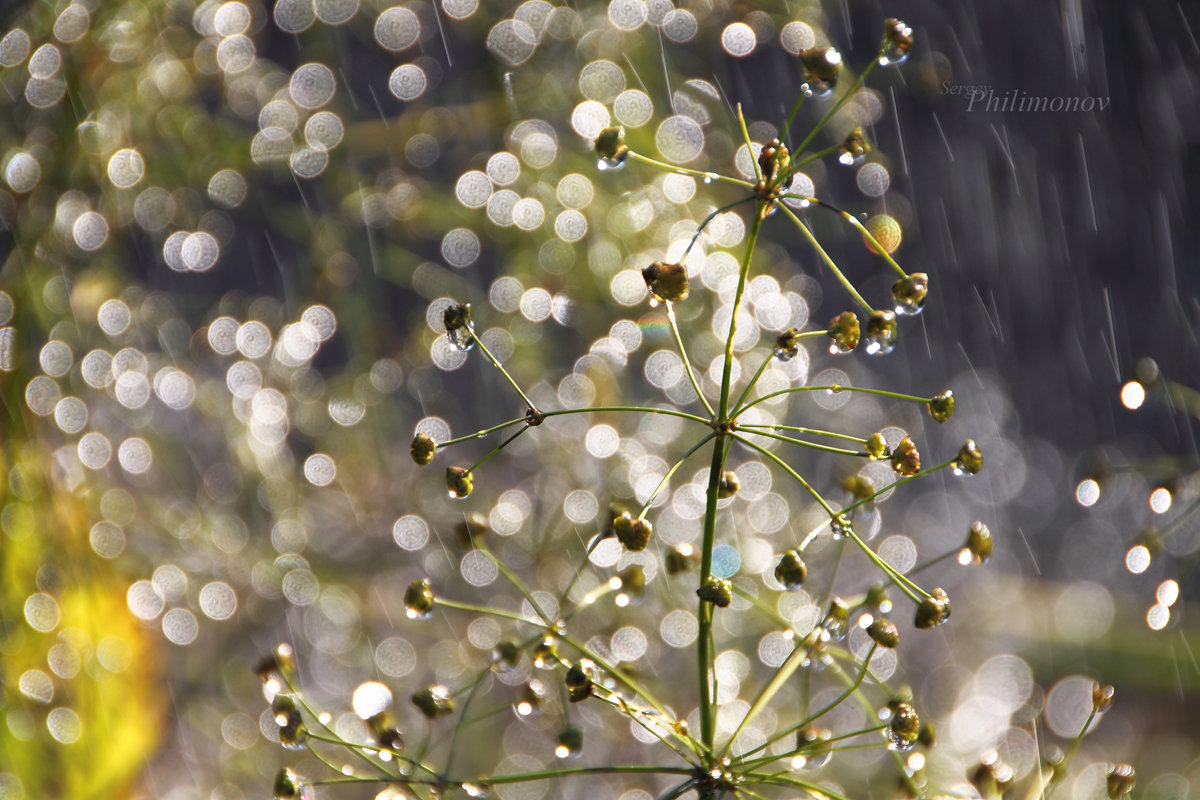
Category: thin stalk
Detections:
[
  {"x1": 729, "y1": 352, "x2": 774, "y2": 417},
  {"x1": 719, "y1": 636, "x2": 822, "y2": 760},
  {"x1": 628, "y1": 151, "x2": 755, "y2": 188},
  {"x1": 731, "y1": 433, "x2": 836, "y2": 516},
  {"x1": 465, "y1": 428, "x2": 528, "y2": 474},
  {"x1": 792, "y1": 55, "x2": 881, "y2": 156},
  {"x1": 477, "y1": 544, "x2": 554, "y2": 624},
  {"x1": 432, "y1": 598, "x2": 550, "y2": 628},
  {"x1": 666, "y1": 302, "x2": 715, "y2": 417},
  {"x1": 736, "y1": 103, "x2": 762, "y2": 183},
  {"x1": 737, "y1": 422, "x2": 866, "y2": 446},
  {"x1": 776, "y1": 202, "x2": 874, "y2": 313},
  {"x1": 738, "y1": 643, "x2": 877, "y2": 765},
  {"x1": 718, "y1": 203, "x2": 766, "y2": 420},
  {"x1": 637, "y1": 432, "x2": 718, "y2": 520},
  {"x1": 472, "y1": 333, "x2": 539, "y2": 414},
  {"x1": 739, "y1": 383, "x2": 930, "y2": 415},
  {"x1": 735, "y1": 426, "x2": 866, "y2": 457},
  {"x1": 789, "y1": 143, "x2": 844, "y2": 171},
  {"x1": 680, "y1": 196, "x2": 757, "y2": 262},
  {"x1": 779, "y1": 193, "x2": 909, "y2": 279},
  {"x1": 558, "y1": 632, "x2": 674, "y2": 722},
  {"x1": 481, "y1": 765, "x2": 696, "y2": 785}
]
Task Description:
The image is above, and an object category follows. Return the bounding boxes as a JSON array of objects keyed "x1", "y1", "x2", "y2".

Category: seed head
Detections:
[
  {"x1": 273, "y1": 767, "x2": 303, "y2": 800},
  {"x1": 594, "y1": 126, "x2": 629, "y2": 165},
  {"x1": 565, "y1": 659, "x2": 600, "y2": 702},
  {"x1": 892, "y1": 273, "x2": 928, "y2": 315},
  {"x1": 613, "y1": 514, "x2": 652, "y2": 551},
  {"x1": 411, "y1": 685, "x2": 455, "y2": 718},
  {"x1": 366, "y1": 711, "x2": 404, "y2": 752},
  {"x1": 446, "y1": 466, "x2": 474, "y2": 498},
  {"x1": 1106, "y1": 764, "x2": 1136, "y2": 799},
  {"x1": 886, "y1": 702, "x2": 920, "y2": 751},
  {"x1": 863, "y1": 309, "x2": 898, "y2": 356},
  {"x1": 964, "y1": 521, "x2": 993, "y2": 565},
  {"x1": 642, "y1": 261, "x2": 689, "y2": 303},
  {"x1": 717, "y1": 470, "x2": 740, "y2": 498},
  {"x1": 867, "y1": 617, "x2": 900, "y2": 648},
  {"x1": 774, "y1": 550, "x2": 808, "y2": 590},
  {"x1": 404, "y1": 577, "x2": 435, "y2": 620},
  {"x1": 774, "y1": 327, "x2": 800, "y2": 361},
  {"x1": 914, "y1": 587, "x2": 951, "y2": 629},
  {"x1": 827, "y1": 311, "x2": 860, "y2": 353},
  {"x1": 798, "y1": 47, "x2": 842, "y2": 95},
  {"x1": 953, "y1": 440, "x2": 984, "y2": 476},
  {"x1": 890, "y1": 436, "x2": 921, "y2": 476},
  {"x1": 411, "y1": 432, "x2": 437, "y2": 465},
  {"x1": 927, "y1": 390, "x2": 955, "y2": 423},
  {"x1": 839, "y1": 127, "x2": 870, "y2": 165}
]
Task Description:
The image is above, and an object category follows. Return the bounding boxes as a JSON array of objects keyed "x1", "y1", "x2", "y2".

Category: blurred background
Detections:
[{"x1": 1, "y1": 1, "x2": 1197, "y2": 798}]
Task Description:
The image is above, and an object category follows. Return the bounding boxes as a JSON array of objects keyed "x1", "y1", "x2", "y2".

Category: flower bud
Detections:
[
  {"x1": 774, "y1": 550, "x2": 808, "y2": 590},
  {"x1": 1092, "y1": 682, "x2": 1115, "y2": 712},
  {"x1": 892, "y1": 273, "x2": 928, "y2": 315},
  {"x1": 613, "y1": 514, "x2": 652, "y2": 551},
  {"x1": 366, "y1": 711, "x2": 404, "y2": 752},
  {"x1": 881, "y1": 18, "x2": 914, "y2": 66},
  {"x1": 758, "y1": 139, "x2": 792, "y2": 185},
  {"x1": 404, "y1": 577, "x2": 435, "y2": 620},
  {"x1": 927, "y1": 390, "x2": 954, "y2": 423},
  {"x1": 274, "y1": 767, "x2": 303, "y2": 800},
  {"x1": 886, "y1": 702, "x2": 920, "y2": 751},
  {"x1": 799, "y1": 47, "x2": 842, "y2": 96},
  {"x1": 1106, "y1": 764, "x2": 1136, "y2": 799},
  {"x1": 411, "y1": 685, "x2": 455, "y2": 718},
  {"x1": 513, "y1": 678, "x2": 549, "y2": 717},
  {"x1": 867, "y1": 617, "x2": 900, "y2": 648},
  {"x1": 865, "y1": 432, "x2": 890, "y2": 460},
  {"x1": 532, "y1": 636, "x2": 559, "y2": 669},
  {"x1": 914, "y1": 587, "x2": 951, "y2": 629},
  {"x1": 863, "y1": 310, "x2": 898, "y2": 356},
  {"x1": 963, "y1": 521, "x2": 993, "y2": 565},
  {"x1": 827, "y1": 311, "x2": 860, "y2": 354},
  {"x1": 839, "y1": 127, "x2": 870, "y2": 165},
  {"x1": 442, "y1": 302, "x2": 475, "y2": 352},
  {"x1": 774, "y1": 328, "x2": 800, "y2": 361},
  {"x1": 697, "y1": 576, "x2": 732, "y2": 608},
  {"x1": 821, "y1": 597, "x2": 850, "y2": 640},
  {"x1": 555, "y1": 726, "x2": 584, "y2": 759},
  {"x1": 594, "y1": 126, "x2": 629, "y2": 167},
  {"x1": 491, "y1": 640, "x2": 520, "y2": 672},
  {"x1": 565, "y1": 659, "x2": 599, "y2": 702},
  {"x1": 717, "y1": 470, "x2": 740, "y2": 499},
  {"x1": 273, "y1": 694, "x2": 306, "y2": 750},
  {"x1": 411, "y1": 432, "x2": 437, "y2": 465},
  {"x1": 842, "y1": 473, "x2": 875, "y2": 502},
  {"x1": 952, "y1": 440, "x2": 983, "y2": 476},
  {"x1": 446, "y1": 466, "x2": 474, "y2": 498},
  {"x1": 665, "y1": 542, "x2": 698, "y2": 574},
  {"x1": 890, "y1": 436, "x2": 921, "y2": 476},
  {"x1": 642, "y1": 261, "x2": 689, "y2": 304},
  {"x1": 614, "y1": 564, "x2": 646, "y2": 607}
]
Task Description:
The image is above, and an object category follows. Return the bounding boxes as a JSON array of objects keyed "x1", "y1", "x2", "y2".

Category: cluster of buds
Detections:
[
  {"x1": 565, "y1": 658, "x2": 601, "y2": 702},
  {"x1": 885, "y1": 699, "x2": 920, "y2": 751},
  {"x1": 892, "y1": 273, "x2": 929, "y2": 315},
  {"x1": 890, "y1": 436, "x2": 921, "y2": 476},
  {"x1": 412, "y1": 685, "x2": 455, "y2": 718},
  {"x1": 953, "y1": 440, "x2": 984, "y2": 476},
  {"x1": 404, "y1": 577, "x2": 435, "y2": 620},
  {"x1": 774, "y1": 550, "x2": 807, "y2": 590},
  {"x1": 611, "y1": 510, "x2": 653, "y2": 551},
  {"x1": 756, "y1": 138, "x2": 793, "y2": 199},
  {"x1": 442, "y1": 302, "x2": 475, "y2": 352},
  {"x1": 838, "y1": 127, "x2": 870, "y2": 166},
  {"x1": 881, "y1": 18, "x2": 914, "y2": 66},
  {"x1": 827, "y1": 311, "x2": 860, "y2": 354},
  {"x1": 697, "y1": 576, "x2": 733, "y2": 607}
]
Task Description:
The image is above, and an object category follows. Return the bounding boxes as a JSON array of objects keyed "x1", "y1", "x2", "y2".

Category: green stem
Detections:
[
  {"x1": 628, "y1": 151, "x2": 754, "y2": 188},
  {"x1": 466, "y1": 428, "x2": 528, "y2": 474},
  {"x1": 739, "y1": 383, "x2": 930, "y2": 415},
  {"x1": 776, "y1": 202, "x2": 874, "y2": 313},
  {"x1": 734, "y1": 426, "x2": 866, "y2": 457},
  {"x1": 637, "y1": 432, "x2": 718, "y2": 520},
  {"x1": 792, "y1": 55, "x2": 881, "y2": 156},
  {"x1": 680, "y1": 196, "x2": 757, "y2": 262},
  {"x1": 472, "y1": 333, "x2": 539, "y2": 414},
  {"x1": 730, "y1": 352, "x2": 774, "y2": 417},
  {"x1": 477, "y1": 544, "x2": 554, "y2": 624},
  {"x1": 666, "y1": 302, "x2": 715, "y2": 417},
  {"x1": 737, "y1": 422, "x2": 865, "y2": 446},
  {"x1": 736, "y1": 103, "x2": 761, "y2": 182},
  {"x1": 433, "y1": 597, "x2": 550, "y2": 628},
  {"x1": 719, "y1": 204, "x2": 766, "y2": 420},
  {"x1": 731, "y1": 433, "x2": 836, "y2": 517},
  {"x1": 697, "y1": 437, "x2": 727, "y2": 755}
]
